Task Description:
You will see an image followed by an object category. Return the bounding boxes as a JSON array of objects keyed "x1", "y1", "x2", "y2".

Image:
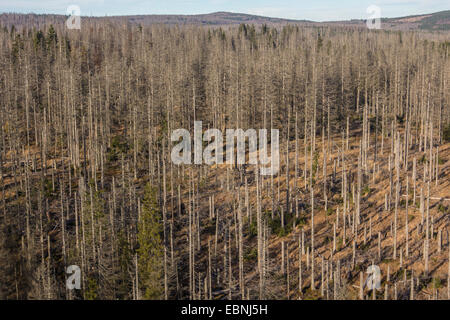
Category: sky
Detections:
[{"x1": 0, "y1": 0, "x2": 448, "y2": 22}]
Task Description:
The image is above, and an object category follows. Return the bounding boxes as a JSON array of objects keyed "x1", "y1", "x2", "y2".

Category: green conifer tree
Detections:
[{"x1": 137, "y1": 184, "x2": 163, "y2": 299}]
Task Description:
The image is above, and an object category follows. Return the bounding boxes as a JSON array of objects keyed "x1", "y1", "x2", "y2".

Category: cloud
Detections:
[
  {"x1": 375, "y1": 0, "x2": 448, "y2": 7},
  {"x1": 209, "y1": 0, "x2": 230, "y2": 4},
  {"x1": 0, "y1": 0, "x2": 107, "y2": 14},
  {"x1": 246, "y1": 7, "x2": 302, "y2": 19}
]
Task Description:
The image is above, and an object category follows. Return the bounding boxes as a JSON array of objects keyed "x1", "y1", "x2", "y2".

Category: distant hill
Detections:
[
  {"x1": 325, "y1": 10, "x2": 450, "y2": 31},
  {"x1": 0, "y1": 11, "x2": 312, "y2": 29},
  {"x1": 387, "y1": 10, "x2": 450, "y2": 31},
  {"x1": 124, "y1": 11, "x2": 312, "y2": 25},
  {"x1": 0, "y1": 10, "x2": 448, "y2": 31}
]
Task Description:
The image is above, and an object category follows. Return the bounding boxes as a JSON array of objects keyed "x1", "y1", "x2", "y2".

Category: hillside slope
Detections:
[{"x1": 0, "y1": 10, "x2": 448, "y2": 30}]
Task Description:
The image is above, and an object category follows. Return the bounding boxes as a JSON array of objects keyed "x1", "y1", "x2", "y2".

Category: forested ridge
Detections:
[{"x1": 0, "y1": 18, "x2": 449, "y2": 299}]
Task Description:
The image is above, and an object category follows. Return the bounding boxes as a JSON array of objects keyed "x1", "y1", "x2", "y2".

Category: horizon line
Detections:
[{"x1": 0, "y1": 9, "x2": 448, "y2": 23}]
